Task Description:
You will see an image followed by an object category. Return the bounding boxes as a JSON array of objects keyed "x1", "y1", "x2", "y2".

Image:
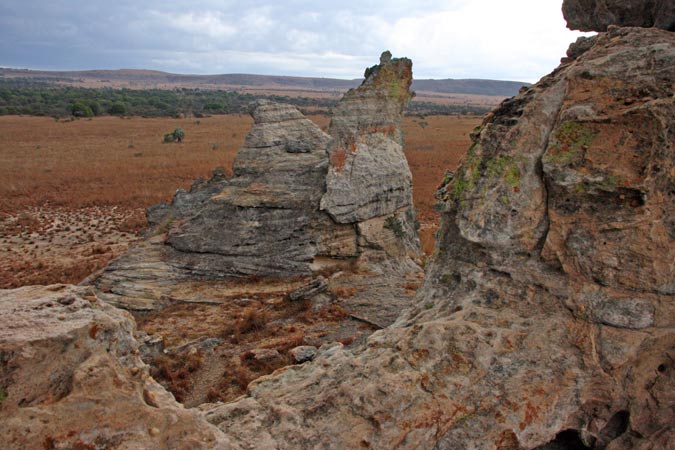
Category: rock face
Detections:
[
  {"x1": 321, "y1": 52, "x2": 414, "y2": 222},
  {"x1": 0, "y1": 285, "x2": 228, "y2": 449},
  {"x1": 204, "y1": 26, "x2": 675, "y2": 450},
  {"x1": 562, "y1": 0, "x2": 675, "y2": 31},
  {"x1": 95, "y1": 54, "x2": 421, "y2": 311}
]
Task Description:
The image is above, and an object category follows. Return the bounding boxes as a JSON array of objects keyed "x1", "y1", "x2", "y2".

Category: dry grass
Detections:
[
  {"x1": 402, "y1": 115, "x2": 482, "y2": 253},
  {"x1": 0, "y1": 113, "x2": 479, "y2": 288},
  {"x1": 150, "y1": 350, "x2": 204, "y2": 403},
  {"x1": 0, "y1": 115, "x2": 251, "y2": 213}
]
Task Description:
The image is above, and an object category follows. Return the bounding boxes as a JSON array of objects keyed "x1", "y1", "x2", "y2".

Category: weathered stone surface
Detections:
[
  {"x1": 165, "y1": 100, "x2": 333, "y2": 277},
  {"x1": 563, "y1": 0, "x2": 675, "y2": 32},
  {"x1": 321, "y1": 51, "x2": 416, "y2": 224},
  {"x1": 0, "y1": 285, "x2": 228, "y2": 449},
  {"x1": 289, "y1": 346, "x2": 317, "y2": 363},
  {"x1": 204, "y1": 27, "x2": 675, "y2": 449},
  {"x1": 287, "y1": 276, "x2": 328, "y2": 301},
  {"x1": 96, "y1": 56, "x2": 421, "y2": 311}
]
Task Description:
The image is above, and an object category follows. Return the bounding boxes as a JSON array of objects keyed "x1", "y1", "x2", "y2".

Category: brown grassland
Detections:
[{"x1": 0, "y1": 113, "x2": 480, "y2": 288}]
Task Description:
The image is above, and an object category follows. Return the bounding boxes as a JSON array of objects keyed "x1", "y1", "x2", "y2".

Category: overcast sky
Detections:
[{"x1": 0, "y1": 1, "x2": 590, "y2": 83}]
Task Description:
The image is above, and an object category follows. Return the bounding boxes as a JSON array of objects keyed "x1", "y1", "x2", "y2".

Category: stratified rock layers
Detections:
[
  {"x1": 95, "y1": 54, "x2": 421, "y2": 311},
  {"x1": 321, "y1": 52, "x2": 414, "y2": 224},
  {"x1": 0, "y1": 285, "x2": 228, "y2": 450},
  {"x1": 205, "y1": 27, "x2": 675, "y2": 450}
]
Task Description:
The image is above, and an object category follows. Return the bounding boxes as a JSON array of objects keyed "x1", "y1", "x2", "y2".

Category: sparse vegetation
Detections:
[
  {"x1": 164, "y1": 127, "x2": 185, "y2": 143},
  {"x1": 0, "y1": 113, "x2": 481, "y2": 287}
]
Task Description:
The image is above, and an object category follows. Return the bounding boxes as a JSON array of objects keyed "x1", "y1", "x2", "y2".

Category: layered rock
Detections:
[
  {"x1": 95, "y1": 55, "x2": 421, "y2": 311},
  {"x1": 203, "y1": 24, "x2": 675, "y2": 450},
  {"x1": 563, "y1": 0, "x2": 675, "y2": 31},
  {"x1": 0, "y1": 285, "x2": 228, "y2": 449}
]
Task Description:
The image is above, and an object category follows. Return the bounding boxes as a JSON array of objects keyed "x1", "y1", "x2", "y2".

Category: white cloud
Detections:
[{"x1": 0, "y1": 0, "x2": 593, "y2": 82}]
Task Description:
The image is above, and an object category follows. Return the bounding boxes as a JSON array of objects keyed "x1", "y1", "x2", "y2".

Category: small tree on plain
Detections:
[{"x1": 164, "y1": 127, "x2": 185, "y2": 143}]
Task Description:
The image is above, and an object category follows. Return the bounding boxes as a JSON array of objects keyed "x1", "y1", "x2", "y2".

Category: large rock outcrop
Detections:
[
  {"x1": 203, "y1": 23, "x2": 675, "y2": 450},
  {"x1": 95, "y1": 54, "x2": 421, "y2": 312},
  {"x1": 5, "y1": 7, "x2": 674, "y2": 450},
  {"x1": 0, "y1": 285, "x2": 228, "y2": 449},
  {"x1": 563, "y1": 0, "x2": 675, "y2": 31}
]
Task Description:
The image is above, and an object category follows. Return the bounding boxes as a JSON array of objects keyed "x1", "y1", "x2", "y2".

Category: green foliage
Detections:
[
  {"x1": 88, "y1": 101, "x2": 101, "y2": 116},
  {"x1": 164, "y1": 127, "x2": 185, "y2": 143},
  {"x1": 173, "y1": 127, "x2": 185, "y2": 141},
  {"x1": 0, "y1": 390, "x2": 6, "y2": 404},
  {"x1": 0, "y1": 78, "x2": 493, "y2": 118},
  {"x1": 70, "y1": 102, "x2": 93, "y2": 117},
  {"x1": 108, "y1": 101, "x2": 127, "y2": 115}
]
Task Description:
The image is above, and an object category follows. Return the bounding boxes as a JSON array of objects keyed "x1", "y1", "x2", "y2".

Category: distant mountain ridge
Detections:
[{"x1": 0, "y1": 68, "x2": 529, "y2": 97}]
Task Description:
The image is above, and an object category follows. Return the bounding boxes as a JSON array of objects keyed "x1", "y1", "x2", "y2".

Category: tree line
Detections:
[{"x1": 0, "y1": 79, "x2": 491, "y2": 118}]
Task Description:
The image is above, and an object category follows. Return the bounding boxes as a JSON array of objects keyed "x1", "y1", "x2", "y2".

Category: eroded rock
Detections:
[
  {"x1": 0, "y1": 285, "x2": 228, "y2": 449},
  {"x1": 204, "y1": 26, "x2": 675, "y2": 450},
  {"x1": 95, "y1": 55, "x2": 421, "y2": 312},
  {"x1": 562, "y1": 0, "x2": 675, "y2": 31}
]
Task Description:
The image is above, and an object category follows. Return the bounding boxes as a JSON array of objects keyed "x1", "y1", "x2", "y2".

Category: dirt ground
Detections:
[{"x1": 0, "y1": 113, "x2": 479, "y2": 287}]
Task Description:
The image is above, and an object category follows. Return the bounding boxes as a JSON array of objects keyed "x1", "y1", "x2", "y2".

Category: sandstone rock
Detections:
[
  {"x1": 287, "y1": 276, "x2": 328, "y2": 301},
  {"x1": 204, "y1": 27, "x2": 675, "y2": 449},
  {"x1": 562, "y1": 0, "x2": 675, "y2": 31},
  {"x1": 95, "y1": 55, "x2": 421, "y2": 312},
  {"x1": 247, "y1": 348, "x2": 280, "y2": 362},
  {"x1": 0, "y1": 285, "x2": 228, "y2": 449},
  {"x1": 289, "y1": 346, "x2": 317, "y2": 363},
  {"x1": 321, "y1": 51, "x2": 416, "y2": 225}
]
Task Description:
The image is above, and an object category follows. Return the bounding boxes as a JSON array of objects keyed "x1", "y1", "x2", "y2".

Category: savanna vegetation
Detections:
[{"x1": 0, "y1": 78, "x2": 492, "y2": 118}]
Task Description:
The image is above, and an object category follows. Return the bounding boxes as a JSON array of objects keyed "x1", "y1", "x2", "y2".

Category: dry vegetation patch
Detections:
[{"x1": 0, "y1": 113, "x2": 479, "y2": 285}]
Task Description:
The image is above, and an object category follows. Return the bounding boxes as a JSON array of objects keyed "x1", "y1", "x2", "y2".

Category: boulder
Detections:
[
  {"x1": 562, "y1": 0, "x2": 675, "y2": 31},
  {"x1": 289, "y1": 346, "x2": 317, "y2": 363},
  {"x1": 0, "y1": 285, "x2": 228, "y2": 449}
]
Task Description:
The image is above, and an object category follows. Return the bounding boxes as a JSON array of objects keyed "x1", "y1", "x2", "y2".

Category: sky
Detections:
[{"x1": 0, "y1": 0, "x2": 591, "y2": 83}]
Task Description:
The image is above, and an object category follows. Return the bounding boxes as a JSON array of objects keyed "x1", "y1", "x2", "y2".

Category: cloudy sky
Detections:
[{"x1": 0, "y1": 1, "x2": 590, "y2": 83}]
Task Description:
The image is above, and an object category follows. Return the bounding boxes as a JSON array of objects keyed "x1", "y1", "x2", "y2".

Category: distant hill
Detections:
[{"x1": 0, "y1": 68, "x2": 528, "y2": 97}]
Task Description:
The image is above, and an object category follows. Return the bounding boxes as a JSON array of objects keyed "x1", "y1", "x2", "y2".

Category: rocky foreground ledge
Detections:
[{"x1": 0, "y1": 285, "x2": 229, "y2": 449}]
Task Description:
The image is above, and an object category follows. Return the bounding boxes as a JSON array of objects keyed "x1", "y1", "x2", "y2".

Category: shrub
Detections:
[
  {"x1": 108, "y1": 101, "x2": 126, "y2": 115},
  {"x1": 163, "y1": 127, "x2": 185, "y2": 143},
  {"x1": 70, "y1": 102, "x2": 93, "y2": 118}
]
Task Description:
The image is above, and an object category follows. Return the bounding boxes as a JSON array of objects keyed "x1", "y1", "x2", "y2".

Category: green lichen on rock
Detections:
[
  {"x1": 486, "y1": 155, "x2": 521, "y2": 189},
  {"x1": 451, "y1": 145, "x2": 522, "y2": 206},
  {"x1": 451, "y1": 142, "x2": 482, "y2": 202},
  {"x1": 544, "y1": 121, "x2": 597, "y2": 166}
]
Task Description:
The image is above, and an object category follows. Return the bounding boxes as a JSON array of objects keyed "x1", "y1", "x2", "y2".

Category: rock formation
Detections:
[
  {"x1": 563, "y1": 0, "x2": 675, "y2": 31},
  {"x1": 2, "y1": 3, "x2": 675, "y2": 449},
  {"x1": 202, "y1": 13, "x2": 675, "y2": 450},
  {"x1": 0, "y1": 285, "x2": 228, "y2": 449},
  {"x1": 95, "y1": 54, "x2": 421, "y2": 312}
]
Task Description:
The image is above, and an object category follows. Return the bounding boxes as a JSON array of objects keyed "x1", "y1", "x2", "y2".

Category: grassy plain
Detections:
[{"x1": 0, "y1": 113, "x2": 479, "y2": 288}]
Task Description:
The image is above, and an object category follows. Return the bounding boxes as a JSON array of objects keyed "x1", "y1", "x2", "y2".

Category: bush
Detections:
[
  {"x1": 108, "y1": 101, "x2": 126, "y2": 115},
  {"x1": 70, "y1": 102, "x2": 93, "y2": 118},
  {"x1": 163, "y1": 127, "x2": 185, "y2": 143}
]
